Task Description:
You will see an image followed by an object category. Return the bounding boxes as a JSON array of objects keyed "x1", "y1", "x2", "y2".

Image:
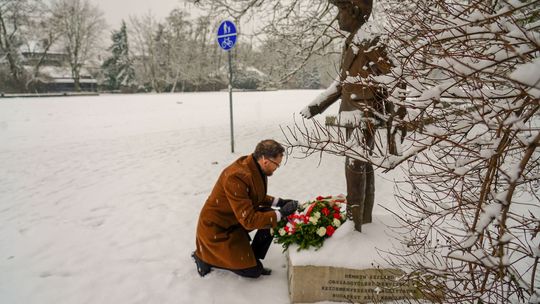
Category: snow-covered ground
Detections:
[{"x1": 0, "y1": 91, "x2": 401, "y2": 304}]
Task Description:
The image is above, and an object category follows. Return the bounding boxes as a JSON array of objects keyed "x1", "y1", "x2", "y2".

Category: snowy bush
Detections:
[
  {"x1": 232, "y1": 67, "x2": 265, "y2": 90},
  {"x1": 376, "y1": 1, "x2": 539, "y2": 302}
]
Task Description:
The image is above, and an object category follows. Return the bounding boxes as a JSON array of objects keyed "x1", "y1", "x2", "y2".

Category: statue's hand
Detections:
[{"x1": 300, "y1": 105, "x2": 319, "y2": 119}]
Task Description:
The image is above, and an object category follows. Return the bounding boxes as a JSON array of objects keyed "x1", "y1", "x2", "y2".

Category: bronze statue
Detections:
[{"x1": 300, "y1": 0, "x2": 398, "y2": 232}]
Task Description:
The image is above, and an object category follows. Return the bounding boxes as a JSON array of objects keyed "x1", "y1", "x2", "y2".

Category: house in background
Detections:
[
  {"x1": 21, "y1": 43, "x2": 98, "y2": 93},
  {"x1": 27, "y1": 62, "x2": 98, "y2": 92}
]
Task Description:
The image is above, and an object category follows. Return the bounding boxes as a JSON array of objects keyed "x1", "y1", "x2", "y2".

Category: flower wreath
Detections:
[{"x1": 273, "y1": 195, "x2": 347, "y2": 251}]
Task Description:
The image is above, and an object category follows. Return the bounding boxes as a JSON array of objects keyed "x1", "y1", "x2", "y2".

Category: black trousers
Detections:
[
  {"x1": 228, "y1": 229, "x2": 273, "y2": 278},
  {"x1": 250, "y1": 228, "x2": 273, "y2": 260}
]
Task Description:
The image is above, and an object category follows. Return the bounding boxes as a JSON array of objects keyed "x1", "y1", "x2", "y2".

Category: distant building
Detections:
[
  {"x1": 25, "y1": 62, "x2": 98, "y2": 92},
  {"x1": 21, "y1": 45, "x2": 98, "y2": 93}
]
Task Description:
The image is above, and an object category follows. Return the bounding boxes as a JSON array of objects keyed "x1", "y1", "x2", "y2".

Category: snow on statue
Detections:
[{"x1": 300, "y1": 0, "x2": 406, "y2": 232}]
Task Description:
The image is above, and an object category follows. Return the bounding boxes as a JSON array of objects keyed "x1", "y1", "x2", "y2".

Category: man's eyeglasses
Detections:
[{"x1": 266, "y1": 158, "x2": 281, "y2": 168}]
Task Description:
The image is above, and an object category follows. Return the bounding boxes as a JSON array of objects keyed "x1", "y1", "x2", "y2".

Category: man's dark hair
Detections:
[{"x1": 253, "y1": 139, "x2": 285, "y2": 160}]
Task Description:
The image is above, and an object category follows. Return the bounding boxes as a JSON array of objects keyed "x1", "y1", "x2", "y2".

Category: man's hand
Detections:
[
  {"x1": 277, "y1": 198, "x2": 296, "y2": 208},
  {"x1": 279, "y1": 200, "x2": 299, "y2": 218},
  {"x1": 300, "y1": 105, "x2": 320, "y2": 119}
]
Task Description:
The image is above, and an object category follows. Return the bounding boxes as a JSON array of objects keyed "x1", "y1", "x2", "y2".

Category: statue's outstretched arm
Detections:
[{"x1": 299, "y1": 80, "x2": 342, "y2": 119}]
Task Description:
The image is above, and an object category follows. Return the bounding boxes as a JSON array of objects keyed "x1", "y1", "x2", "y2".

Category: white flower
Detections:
[
  {"x1": 278, "y1": 228, "x2": 286, "y2": 236},
  {"x1": 286, "y1": 223, "x2": 295, "y2": 235},
  {"x1": 309, "y1": 217, "x2": 318, "y2": 224},
  {"x1": 317, "y1": 227, "x2": 327, "y2": 237},
  {"x1": 313, "y1": 212, "x2": 321, "y2": 219},
  {"x1": 333, "y1": 218, "x2": 341, "y2": 228}
]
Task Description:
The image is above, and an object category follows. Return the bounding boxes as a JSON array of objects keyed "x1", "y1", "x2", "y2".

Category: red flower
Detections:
[
  {"x1": 321, "y1": 207, "x2": 330, "y2": 216},
  {"x1": 316, "y1": 195, "x2": 331, "y2": 201},
  {"x1": 333, "y1": 212, "x2": 341, "y2": 219},
  {"x1": 333, "y1": 205, "x2": 340, "y2": 212},
  {"x1": 284, "y1": 225, "x2": 296, "y2": 234},
  {"x1": 326, "y1": 225, "x2": 335, "y2": 236}
]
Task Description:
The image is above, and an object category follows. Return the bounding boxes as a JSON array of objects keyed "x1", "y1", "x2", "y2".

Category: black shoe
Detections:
[
  {"x1": 261, "y1": 267, "x2": 272, "y2": 275},
  {"x1": 191, "y1": 251, "x2": 211, "y2": 277}
]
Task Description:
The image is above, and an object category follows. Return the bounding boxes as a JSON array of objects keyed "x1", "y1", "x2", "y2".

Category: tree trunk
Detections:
[
  {"x1": 72, "y1": 66, "x2": 81, "y2": 92},
  {"x1": 74, "y1": 77, "x2": 81, "y2": 92},
  {"x1": 170, "y1": 68, "x2": 180, "y2": 93},
  {"x1": 0, "y1": 11, "x2": 21, "y2": 84},
  {"x1": 34, "y1": 35, "x2": 56, "y2": 78}
]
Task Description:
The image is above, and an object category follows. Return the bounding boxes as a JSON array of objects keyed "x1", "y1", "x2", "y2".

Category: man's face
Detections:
[
  {"x1": 261, "y1": 155, "x2": 283, "y2": 176},
  {"x1": 336, "y1": 3, "x2": 363, "y2": 32}
]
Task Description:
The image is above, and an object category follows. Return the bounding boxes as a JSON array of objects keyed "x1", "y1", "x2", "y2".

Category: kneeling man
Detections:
[{"x1": 193, "y1": 139, "x2": 298, "y2": 278}]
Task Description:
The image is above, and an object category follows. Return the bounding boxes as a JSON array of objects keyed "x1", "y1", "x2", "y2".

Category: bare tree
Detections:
[
  {"x1": 50, "y1": 0, "x2": 105, "y2": 91},
  {"x1": 189, "y1": 0, "x2": 342, "y2": 84},
  {"x1": 20, "y1": 2, "x2": 61, "y2": 85},
  {"x1": 0, "y1": 0, "x2": 42, "y2": 89},
  {"x1": 163, "y1": 9, "x2": 192, "y2": 92},
  {"x1": 129, "y1": 13, "x2": 164, "y2": 92},
  {"x1": 129, "y1": 11, "x2": 228, "y2": 92}
]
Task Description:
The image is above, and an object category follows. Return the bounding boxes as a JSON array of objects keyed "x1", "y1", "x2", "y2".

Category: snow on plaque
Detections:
[{"x1": 285, "y1": 213, "x2": 439, "y2": 303}]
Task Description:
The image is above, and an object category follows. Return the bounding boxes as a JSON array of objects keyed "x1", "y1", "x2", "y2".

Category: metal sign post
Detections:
[{"x1": 217, "y1": 20, "x2": 237, "y2": 153}]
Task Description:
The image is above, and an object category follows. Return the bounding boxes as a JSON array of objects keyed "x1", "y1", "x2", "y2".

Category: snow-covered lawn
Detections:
[{"x1": 0, "y1": 91, "x2": 400, "y2": 304}]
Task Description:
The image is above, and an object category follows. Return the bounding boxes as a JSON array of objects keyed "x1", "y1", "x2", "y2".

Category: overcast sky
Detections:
[
  {"x1": 86, "y1": 0, "x2": 258, "y2": 44},
  {"x1": 89, "y1": 0, "x2": 199, "y2": 28}
]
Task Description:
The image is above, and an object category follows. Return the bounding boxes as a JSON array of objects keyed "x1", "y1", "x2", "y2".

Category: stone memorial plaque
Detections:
[{"x1": 288, "y1": 257, "x2": 420, "y2": 303}]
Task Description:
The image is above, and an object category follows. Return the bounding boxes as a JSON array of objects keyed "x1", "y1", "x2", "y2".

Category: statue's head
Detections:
[{"x1": 329, "y1": 0, "x2": 373, "y2": 32}]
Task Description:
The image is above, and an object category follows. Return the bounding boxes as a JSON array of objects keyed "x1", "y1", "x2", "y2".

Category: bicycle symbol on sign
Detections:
[{"x1": 221, "y1": 37, "x2": 234, "y2": 49}]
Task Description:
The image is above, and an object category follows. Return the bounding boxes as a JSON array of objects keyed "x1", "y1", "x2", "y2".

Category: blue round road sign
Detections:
[{"x1": 217, "y1": 20, "x2": 237, "y2": 51}]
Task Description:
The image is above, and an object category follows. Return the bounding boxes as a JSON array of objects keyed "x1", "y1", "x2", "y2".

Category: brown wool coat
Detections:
[{"x1": 195, "y1": 155, "x2": 277, "y2": 270}]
